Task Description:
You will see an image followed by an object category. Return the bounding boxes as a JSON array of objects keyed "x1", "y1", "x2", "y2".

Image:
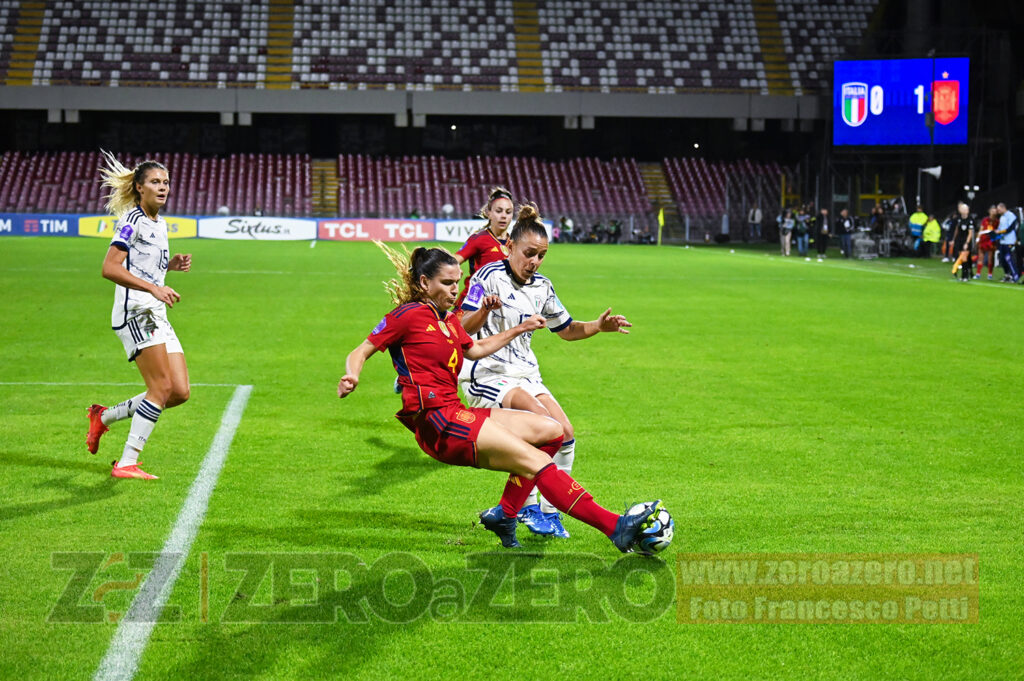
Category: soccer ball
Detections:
[{"x1": 628, "y1": 501, "x2": 674, "y2": 555}]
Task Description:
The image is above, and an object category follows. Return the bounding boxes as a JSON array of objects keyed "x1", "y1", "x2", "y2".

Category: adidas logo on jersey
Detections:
[{"x1": 426, "y1": 324, "x2": 436, "y2": 332}]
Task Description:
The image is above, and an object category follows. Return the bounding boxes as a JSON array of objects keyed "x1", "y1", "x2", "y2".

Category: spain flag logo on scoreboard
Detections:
[
  {"x1": 841, "y1": 82, "x2": 869, "y2": 127},
  {"x1": 932, "y1": 78, "x2": 960, "y2": 126}
]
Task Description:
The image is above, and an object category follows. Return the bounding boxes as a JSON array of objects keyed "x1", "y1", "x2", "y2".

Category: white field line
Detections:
[{"x1": 92, "y1": 384, "x2": 253, "y2": 681}]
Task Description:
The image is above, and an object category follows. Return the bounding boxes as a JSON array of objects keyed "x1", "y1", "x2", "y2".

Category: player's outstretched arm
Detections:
[
  {"x1": 556, "y1": 307, "x2": 632, "y2": 341},
  {"x1": 338, "y1": 340, "x2": 378, "y2": 398},
  {"x1": 101, "y1": 245, "x2": 181, "y2": 307},
  {"x1": 465, "y1": 314, "x2": 545, "y2": 360},
  {"x1": 460, "y1": 294, "x2": 502, "y2": 335}
]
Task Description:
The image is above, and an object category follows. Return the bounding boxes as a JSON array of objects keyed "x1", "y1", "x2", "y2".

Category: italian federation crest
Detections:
[{"x1": 841, "y1": 82, "x2": 868, "y2": 127}]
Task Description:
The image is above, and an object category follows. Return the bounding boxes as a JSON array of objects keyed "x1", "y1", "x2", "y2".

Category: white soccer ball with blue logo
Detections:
[{"x1": 628, "y1": 501, "x2": 674, "y2": 554}]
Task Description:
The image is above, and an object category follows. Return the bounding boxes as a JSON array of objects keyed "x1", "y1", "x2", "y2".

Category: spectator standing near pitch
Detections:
[
  {"x1": 975, "y1": 205, "x2": 998, "y2": 279},
  {"x1": 940, "y1": 212, "x2": 956, "y2": 263},
  {"x1": 778, "y1": 209, "x2": 794, "y2": 256},
  {"x1": 85, "y1": 152, "x2": 192, "y2": 480},
  {"x1": 794, "y1": 206, "x2": 811, "y2": 257},
  {"x1": 815, "y1": 207, "x2": 830, "y2": 261},
  {"x1": 748, "y1": 205, "x2": 762, "y2": 241},
  {"x1": 836, "y1": 208, "x2": 855, "y2": 258},
  {"x1": 948, "y1": 202, "x2": 975, "y2": 282},
  {"x1": 993, "y1": 203, "x2": 1020, "y2": 283},
  {"x1": 922, "y1": 214, "x2": 941, "y2": 258},
  {"x1": 559, "y1": 215, "x2": 574, "y2": 242},
  {"x1": 459, "y1": 204, "x2": 632, "y2": 539},
  {"x1": 909, "y1": 205, "x2": 928, "y2": 255}
]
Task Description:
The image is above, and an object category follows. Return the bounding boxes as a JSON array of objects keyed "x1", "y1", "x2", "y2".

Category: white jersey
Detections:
[
  {"x1": 460, "y1": 260, "x2": 572, "y2": 379},
  {"x1": 110, "y1": 206, "x2": 169, "y2": 329}
]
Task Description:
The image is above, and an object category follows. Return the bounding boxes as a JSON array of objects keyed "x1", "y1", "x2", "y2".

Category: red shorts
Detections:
[{"x1": 396, "y1": 403, "x2": 492, "y2": 467}]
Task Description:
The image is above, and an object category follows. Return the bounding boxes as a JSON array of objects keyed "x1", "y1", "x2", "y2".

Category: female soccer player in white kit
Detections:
[
  {"x1": 459, "y1": 203, "x2": 631, "y2": 537},
  {"x1": 85, "y1": 152, "x2": 192, "y2": 479}
]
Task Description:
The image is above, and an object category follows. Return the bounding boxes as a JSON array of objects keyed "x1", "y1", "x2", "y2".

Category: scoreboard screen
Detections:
[{"x1": 832, "y1": 58, "x2": 969, "y2": 146}]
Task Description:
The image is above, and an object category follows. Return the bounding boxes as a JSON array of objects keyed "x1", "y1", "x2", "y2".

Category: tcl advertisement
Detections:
[{"x1": 318, "y1": 219, "x2": 434, "y2": 241}]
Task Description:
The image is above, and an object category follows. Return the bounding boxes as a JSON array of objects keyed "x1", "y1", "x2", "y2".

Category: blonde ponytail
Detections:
[
  {"x1": 99, "y1": 150, "x2": 138, "y2": 218},
  {"x1": 98, "y1": 150, "x2": 168, "y2": 217},
  {"x1": 373, "y1": 240, "x2": 459, "y2": 307},
  {"x1": 374, "y1": 240, "x2": 417, "y2": 306}
]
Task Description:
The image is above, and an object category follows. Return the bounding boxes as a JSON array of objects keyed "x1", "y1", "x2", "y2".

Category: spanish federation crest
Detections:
[
  {"x1": 932, "y1": 79, "x2": 960, "y2": 126},
  {"x1": 841, "y1": 82, "x2": 868, "y2": 127}
]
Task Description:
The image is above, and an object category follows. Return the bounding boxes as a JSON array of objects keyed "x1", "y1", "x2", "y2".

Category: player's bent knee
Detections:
[
  {"x1": 167, "y1": 386, "x2": 190, "y2": 408},
  {"x1": 539, "y1": 417, "x2": 563, "y2": 443},
  {"x1": 561, "y1": 420, "x2": 575, "y2": 441}
]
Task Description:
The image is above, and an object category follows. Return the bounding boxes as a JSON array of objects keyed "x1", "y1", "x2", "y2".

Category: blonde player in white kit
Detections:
[
  {"x1": 459, "y1": 203, "x2": 631, "y2": 538},
  {"x1": 85, "y1": 152, "x2": 192, "y2": 479}
]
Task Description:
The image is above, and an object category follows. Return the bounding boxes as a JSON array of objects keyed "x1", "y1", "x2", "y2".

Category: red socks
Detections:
[
  {"x1": 497, "y1": 438, "x2": 562, "y2": 517},
  {"x1": 538, "y1": 437, "x2": 561, "y2": 457},
  {"x1": 533, "y1": 465, "x2": 619, "y2": 535},
  {"x1": 498, "y1": 463, "x2": 619, "y2": 536}
]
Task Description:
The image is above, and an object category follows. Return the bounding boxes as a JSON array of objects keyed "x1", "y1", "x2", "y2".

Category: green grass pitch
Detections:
[{"x1": 1, "y1": 237, "x2": 1022, "y2": 680}]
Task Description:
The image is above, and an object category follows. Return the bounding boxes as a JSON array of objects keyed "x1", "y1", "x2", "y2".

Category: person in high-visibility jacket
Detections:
[
  {"x1": 922, "y1": 214, "x2": 941, "y2": 258},
  {"x1": 909, "y1": 205, "x2": 928, "y2": 255}
]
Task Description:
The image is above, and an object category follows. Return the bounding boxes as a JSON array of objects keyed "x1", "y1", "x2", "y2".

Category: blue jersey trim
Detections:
[{"x1": 549, "y1": 317, "x2": 572, "y2": 333}]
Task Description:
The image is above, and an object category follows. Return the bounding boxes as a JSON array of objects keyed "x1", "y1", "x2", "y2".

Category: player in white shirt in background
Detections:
[
  {"x1": 85, "y1": 151, "x2": 192, "y2": 479},
  {"x1": 459, "y1": 203, "x2": 631, "y2": 538}
]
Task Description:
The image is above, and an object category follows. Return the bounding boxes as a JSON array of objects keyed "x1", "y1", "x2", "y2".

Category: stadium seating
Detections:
[
  {"x1": 4, "y1": 0, "x2": 877, "y2": 93},
  {"x1": 0, "y1": 150, "x2": 794, "y2": 231},
  {"x1": 776, "y1": 0, "x2": 877, "y2": 93},
  {"x1": 663, "y1": 156, "x2": 790, "y2": 221},
  {"x1": 31, "y1": 0, "x2": 266, "y2": 86},
  {"x1": 539, "y1": 0, "x2": 765, "y2": 93},
  {"x1": 292, "y1": 0, "x2": 518, "y2": 90},
  {"x1": 0, "y1": 151, "x2": 312, "y2": 216},
  {"x1": 0, "y1": 3, "x2": 14, "y2": 81},
  {"x1": 336, "y1": 154, "x2": 649, "y2": 221}
]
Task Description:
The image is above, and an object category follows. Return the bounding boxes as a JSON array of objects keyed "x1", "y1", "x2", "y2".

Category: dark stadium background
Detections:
[{"x1": 0, "y1": 0, "x2": 1021, "y2": 229}]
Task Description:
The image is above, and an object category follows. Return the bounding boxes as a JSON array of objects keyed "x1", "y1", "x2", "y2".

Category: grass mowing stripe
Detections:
[
  {"x1": 0, "y1": 382, "x2": 245, "y2": 387},
  {"x1": 92, "y1": 384, "x2": 253, "y2": 681}
]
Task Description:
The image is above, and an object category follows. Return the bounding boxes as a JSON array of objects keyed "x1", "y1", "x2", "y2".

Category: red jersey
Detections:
[
  {"x1": 367, "y1": 301, "x2": 475, "y2": 413},
  {"x1": 455, "y1": 227, "x2": 508, "y2": 307},
  {"x1": 978, "y1": 216, "x2": 997, "y2": 250}
]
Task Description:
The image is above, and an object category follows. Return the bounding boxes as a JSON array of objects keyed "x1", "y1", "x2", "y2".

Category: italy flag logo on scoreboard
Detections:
[{"x1": 841, "y1": 82, "x2": 868, "y2": 127}]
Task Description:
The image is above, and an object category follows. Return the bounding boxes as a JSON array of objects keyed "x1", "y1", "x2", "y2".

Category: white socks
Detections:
[
  {"x1": 117, "y1": 399, "x2": 162, "y2": 468},
  {"x1": 102, "y1": 392, "x2": 148, "y2": 426}
]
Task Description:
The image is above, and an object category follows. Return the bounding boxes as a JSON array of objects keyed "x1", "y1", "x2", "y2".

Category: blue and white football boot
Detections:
[
  {"x1": 542, "y1": 511, "x2": 570, "y2": 539},
  {"x1": 517, "y1": 504, "x2": 556, "y2": 536}
]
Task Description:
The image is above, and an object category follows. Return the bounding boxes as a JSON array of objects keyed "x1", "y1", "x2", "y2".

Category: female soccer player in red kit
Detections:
[
  {"x1": 452, "y1": 186, "x2": 515, "y2": 310},
  {"x1": 338, "y1": 243, "x2": 663, "y2": 551}
]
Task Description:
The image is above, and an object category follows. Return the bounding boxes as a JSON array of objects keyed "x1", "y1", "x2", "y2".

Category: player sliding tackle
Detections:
[{"x1": 337, "y1": 242, "x2": 666, "y2": 552}]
